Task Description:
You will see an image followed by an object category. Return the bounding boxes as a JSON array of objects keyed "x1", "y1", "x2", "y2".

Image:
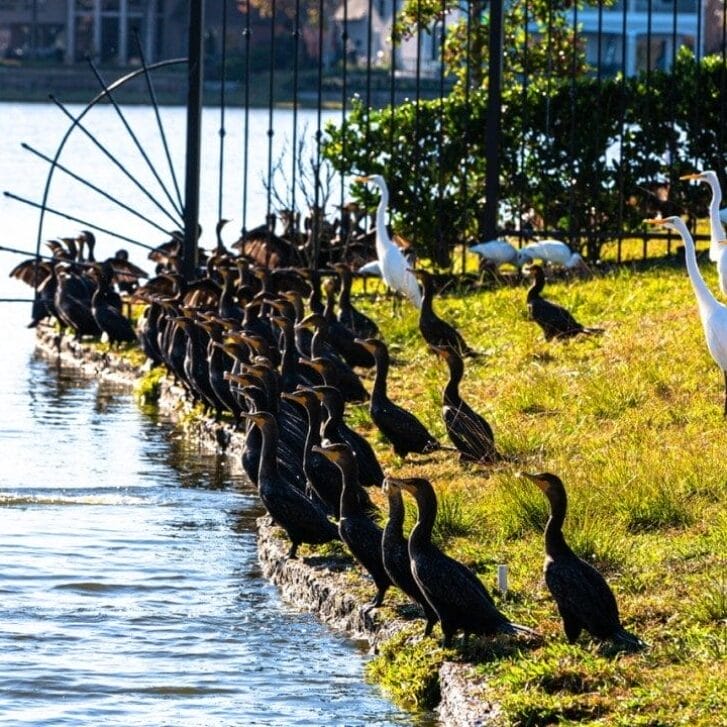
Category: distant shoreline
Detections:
[{"x1": 0, "y1": 63, "x2": 449, "y2": 108}]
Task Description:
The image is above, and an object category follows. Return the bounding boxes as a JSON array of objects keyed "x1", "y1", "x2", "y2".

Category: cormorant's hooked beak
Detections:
[
  {"x1": 384, "y1": 476, "x2": 413, "y2": 494},
  {"x1": 518, "y1": 472, "x2": 548, "y2": 492},
  {"x1": 354, "y1": 337, "x2": 377, "y2": 352},
  {"x1": 311, "y1": 444, "x2": 338, "y2": 462}
]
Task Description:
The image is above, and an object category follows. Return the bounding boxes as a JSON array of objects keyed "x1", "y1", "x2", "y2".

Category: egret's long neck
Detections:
[
  {"x1": 676, "y1": 219, "x2": 718, "y2": 313},
  {"x1": 707, "y1": 178, "x2": 726, "y2": 257},
  {"x1": 375, "y1": 185, "x2": 389, "y2": 257}
]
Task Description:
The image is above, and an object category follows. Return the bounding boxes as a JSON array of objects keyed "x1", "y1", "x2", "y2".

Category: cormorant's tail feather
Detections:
[
  {"x1": 614, "y1": 627, "x2": 647, "y2": 650},
  {"x1": 500, "y1": 622, "x2": 540, "y2": 637},
  {"x1": 429, "y1": 443, "x2": 458, "y2": 453}
]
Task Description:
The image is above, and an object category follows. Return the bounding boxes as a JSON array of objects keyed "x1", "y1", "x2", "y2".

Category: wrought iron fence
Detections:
[{"x1": 208, "y1": 0, "x2": 726, "y2": 267}]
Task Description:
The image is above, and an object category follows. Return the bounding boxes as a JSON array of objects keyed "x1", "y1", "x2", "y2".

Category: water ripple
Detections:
[{"x1": 0, "y1": 304, "x2": 420, "y2": 726}]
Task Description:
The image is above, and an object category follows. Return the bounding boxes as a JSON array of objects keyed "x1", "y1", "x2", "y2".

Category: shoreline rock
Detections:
[{"x1": 33, "y1": 327, "x2": 498, "y2": 726}]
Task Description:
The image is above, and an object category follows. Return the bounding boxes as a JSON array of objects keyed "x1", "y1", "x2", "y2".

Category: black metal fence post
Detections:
[
  {"x1": 183, "y1": 0, "x2": 204, "y2": 282},
  {"x1": 483, "y1": 0, "x2": 503, "y2": 242}
]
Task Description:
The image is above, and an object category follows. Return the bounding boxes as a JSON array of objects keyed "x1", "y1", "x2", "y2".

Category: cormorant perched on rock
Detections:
[
  {"x1": 431, "y1": 345, "x2": 498, "y2": 464},
  {"x1": 356, "y1": 338, "x2": 440, "y2": 458},
  {"x1": 526, "y1": 264, "x2": 603, "y2": 341},
  {"x1": 281, "y1": 388, "x2": 345, "y2": 517},
  {"x1": 382, "y1": 479, "x2": 438, "y2": 635},
  {"x1": 242, "y1": 411, "x2": 338, "y2": 558},
  {"x1": 314, "y1": 443, "x2": 390, "y2": 607},
  {"x1": 388, "y1": 476, "x2": 533, "y2": 647},
  {"x1": 54, "y1": 263, "x2": 101, "y2": 339},
  {"x1": 91, "y1": 262, "x2": 137, "y2": 345},
  {"x1": 413, "y1": 269, "x2": 477, "y2": 357},
  {"x1": 521, "y1": 472, "x2": 644, "y2": 649}
]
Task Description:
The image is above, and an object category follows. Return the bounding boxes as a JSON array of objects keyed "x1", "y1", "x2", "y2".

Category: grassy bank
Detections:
[{"x1": 346, "y1": 260, "x2": 726, "y2": 725}]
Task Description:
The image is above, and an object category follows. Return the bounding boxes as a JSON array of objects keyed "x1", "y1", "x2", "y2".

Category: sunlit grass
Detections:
[{"x1": 348, "y1": 258, "x2": 726, "y2": 722}]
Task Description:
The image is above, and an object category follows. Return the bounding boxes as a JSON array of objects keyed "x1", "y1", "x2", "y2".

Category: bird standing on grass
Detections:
[
  {"x1": 386, "y1": 476, "x2": 534, "y2": 647},
  {"x1": 522, "y1": 239, "x2": 588, "y2": 273},
  {"x1": 314, "y1": 443, "x2": 391, "y2": 609},
  {"x1": 382, "y1": 478, "x2": 439, "y2": 636},
  {"x1": 469, "y1": 239, "x2": 531, "y2": 272},
  {"x1": 354, "y1": 174, "x2": 422, "y2": 309},
  {"x1": 679, "y1": 170, "x2": 727, "y2": 295},
  {"x1": 412, "y1": 269, "x2": 477, "y2": 357},
  {"x1": 645, "y1": 216, "x2": 727, "y2": 414},
  {"x1": 526, "y1": 264, "x2": 603, "y2": 341},
  {"x1": 356, "y1": 338, "x2": 440, "y2": 458},
  {"x1": 430, "y1": 345, "x2": 498, "y2": 464},
  {"x1": 521, "y1": 472, "x2": 644, "y2": 649}
]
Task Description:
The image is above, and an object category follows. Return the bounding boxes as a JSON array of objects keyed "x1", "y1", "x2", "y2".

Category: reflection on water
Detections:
[{"x1": 0, "y1": 309, "x2": 423, "y2": 726}]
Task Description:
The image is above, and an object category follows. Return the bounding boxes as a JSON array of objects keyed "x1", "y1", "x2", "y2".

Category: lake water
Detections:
[{"x1": 0, "y1": 102, "x2": 420, "y2": 726}]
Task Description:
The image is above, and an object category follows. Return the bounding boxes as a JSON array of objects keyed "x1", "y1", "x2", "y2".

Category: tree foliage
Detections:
[{"x1": 323, "y1": 38, "x2": 727, "y2": 266}]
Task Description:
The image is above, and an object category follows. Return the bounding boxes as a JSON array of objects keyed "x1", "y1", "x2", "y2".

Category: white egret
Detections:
[
  {"x1": 523, "y1": 239, "x2": 588, "y2": 271},
  {"x1": 679, "y1": 170, "x2": 727, "y2": 295},
  {"x1": 469, "y1": 239, "x2": 532, "y2": 270},
  {"x1": 354, "y1": 175, "x2": 422, "y2": 309},
  {"x1": 356, "y1": 260, "x2": 381, "y2": 277},
  {"x1": 645, "y1": 216, "x2": 727, "y2": 414}
]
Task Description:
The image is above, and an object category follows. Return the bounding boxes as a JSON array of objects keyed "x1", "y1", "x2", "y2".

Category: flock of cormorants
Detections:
[{"x1": 10, "y1": 224, "x2": 646, "y2": 653}]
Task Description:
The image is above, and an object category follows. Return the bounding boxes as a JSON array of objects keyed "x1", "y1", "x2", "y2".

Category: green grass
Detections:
[{"x1": 344, "y1": 259, "x2": 726, "y2": 723}]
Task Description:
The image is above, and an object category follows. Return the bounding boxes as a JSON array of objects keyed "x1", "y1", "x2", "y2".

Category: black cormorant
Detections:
[
  {"x1": 243, "y1": 411, "x2": 338, "y2": 558},
  {"x1": 389, "y1": 476, "x2": 533, "y2": 647},
  {"x1": 356, "y1": 338, "x2": 440, "y2": 458},
  {"x1": 413, "y1": 269, "x2": 476, "y2": 357},
  {"x1": 431, "y1": 345, "x2": 498, "y2": 464},
  {"x1": 332, "y1": 262, "x2": 379, "y2": 339},
  {"x1": 521, "y1": 472, "x2": 644, "y2": 648},
  {"x1": 381, "y1": 479, "x2": 438, "y2": 635},
  {"x1": 526, "y1": 265, "x2": 603, "y2": 341},
  {"x1": 312, "y1": 384, "x2": 384, "y2": 487},
  {"x1": 314, "y1": 443, "x2": 390, "y2": 607}
]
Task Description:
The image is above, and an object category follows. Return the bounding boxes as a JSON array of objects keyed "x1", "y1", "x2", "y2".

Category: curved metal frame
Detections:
[{"x1": 33, "y1": 58, "x2": 188, "y2": 264}]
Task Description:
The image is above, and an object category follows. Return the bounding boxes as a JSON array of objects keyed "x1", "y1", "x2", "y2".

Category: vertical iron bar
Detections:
[
  {"x1": 388, "y1": 0, "x2": 398, "y2": 193},
  {"x1": 217, "y1": 0, "x2": 229, "y2": 222},
  {"x1": 135, "y1": 29, "x2": 184, "y2": 211},
  {"x1": 341, "y1": 0, "x2": 349, "y2": 210},
  {"x1": 567, "y1": 2, "x2": 577, "y2": 247},
  {"x1": 313, "y1": 0, "x2": 325, "y2": 268},
  {"x1": 437, "y1": 1, "x2": 446, "y2": 264},
  {"x1": 694, "y1": 0, "x2": 702, "y2": 168},
  {"x1": 518, "y1": 0, "x2": 529, "y2": 248},
  {"x1": 616, "y1": 0, "x2": 627, "y2": 264},
  {"x1": 483, "y1": 0, "x2": 503, "y2": 242},
  {"x1": 265, "y1": 0, "x2": 277, "y2": 228},
  {"x1": 364, "y1": 0, "x2": 373, "y2": 155},
  {"x1": 461, "y1": 1, "x2": 471, "y2": 246},
  {"x1": 720, "y1": 0, "x2": 726, "y2": 174},
  {"x1": 183, "y1": 0, "x2": 204, "y2": 281},
  {"x1": 241, "y1": 0, "x2": 251, "y2": 236},
  {"x1": 291, "y1": 0, "x2": 301, "y2": 217}
]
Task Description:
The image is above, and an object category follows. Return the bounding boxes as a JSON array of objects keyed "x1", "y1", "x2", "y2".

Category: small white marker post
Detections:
[{"x1": 497, "y1": 564, "x2": 509, "y2": 598}]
